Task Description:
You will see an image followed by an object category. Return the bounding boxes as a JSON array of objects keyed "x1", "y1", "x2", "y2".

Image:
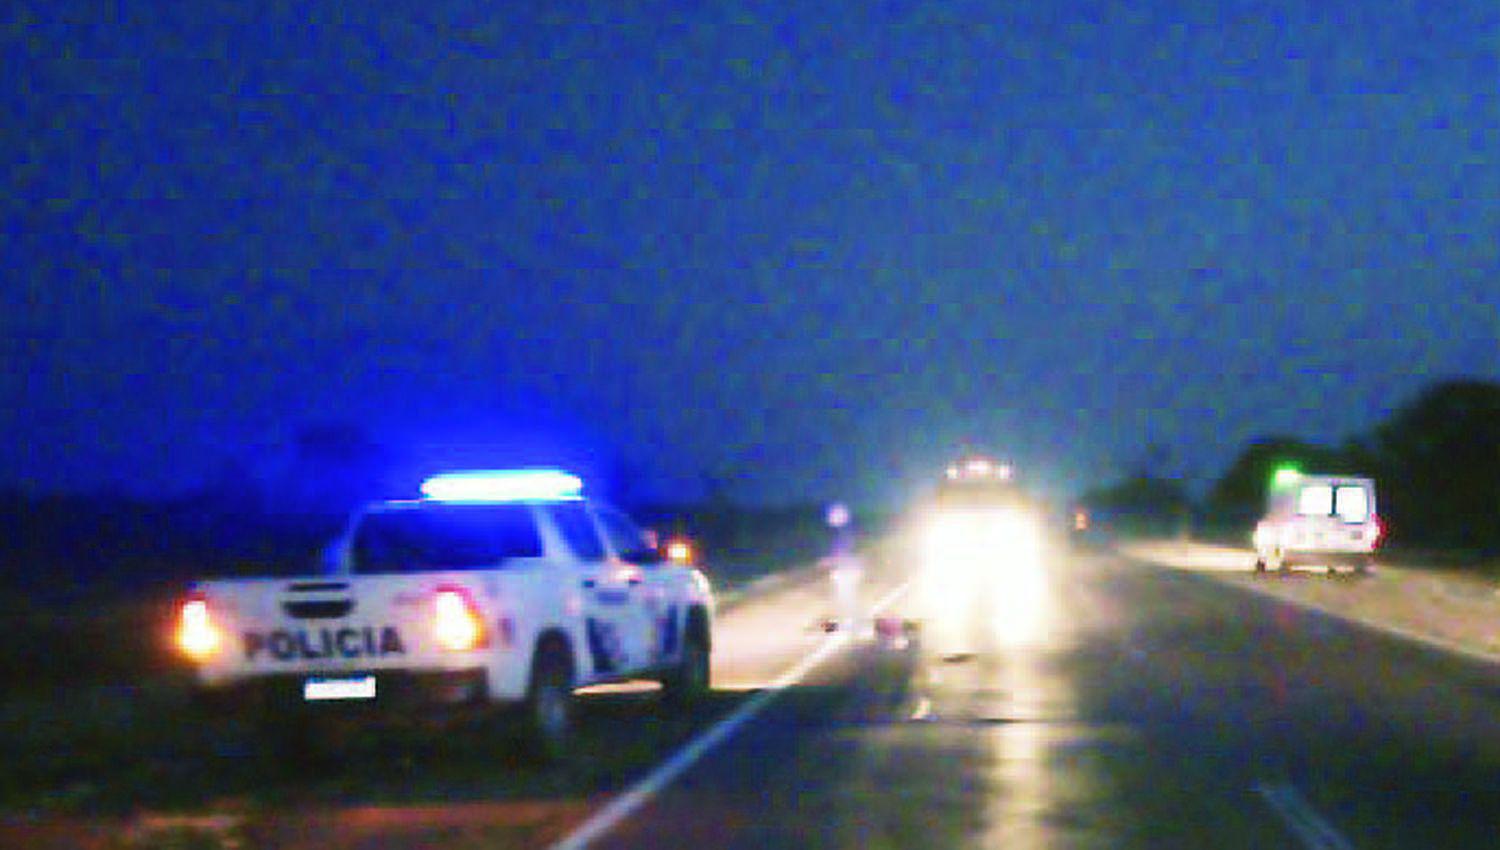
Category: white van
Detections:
[{"x1": 1253, "y1": 473, "x2": 1382, "y2": 574}]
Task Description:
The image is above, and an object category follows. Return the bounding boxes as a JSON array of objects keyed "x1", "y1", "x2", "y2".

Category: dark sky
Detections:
[{"x1": 5, "y1": 0, "x2": 1499, "y2": 504}]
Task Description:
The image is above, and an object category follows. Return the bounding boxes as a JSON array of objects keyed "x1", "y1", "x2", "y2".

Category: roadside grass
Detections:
[{"x1": 0, "y1": 665, "x2": 759, "y2": 816}]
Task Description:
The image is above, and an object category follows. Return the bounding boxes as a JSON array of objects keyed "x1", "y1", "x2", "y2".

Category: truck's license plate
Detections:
[{"x1": 303, "y1": 675, "x2": 376, "y2": 701}]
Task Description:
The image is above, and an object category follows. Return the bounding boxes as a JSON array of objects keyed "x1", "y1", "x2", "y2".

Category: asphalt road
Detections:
[
  {"x1": 567, "y1": 536, "x2": 1500, "y2": 850},
  {"x1": 10, "y1": 534, "x2": 1500, "y2": 849}
]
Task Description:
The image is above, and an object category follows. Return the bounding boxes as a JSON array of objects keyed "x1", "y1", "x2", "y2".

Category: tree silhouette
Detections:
[
  {"x1": 1206, "y1": 436, "x2": 1355, "y2": 523},
  {"x1": 281, "y1": 421, "x2": 392, "y2": 514},
  {"x1": 1370, "y1": 380, "x2": 1500, "y2": 552}
]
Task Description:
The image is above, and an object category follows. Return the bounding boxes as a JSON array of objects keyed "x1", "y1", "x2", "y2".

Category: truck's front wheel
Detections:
[
  {"x1": 524, "y1": 642, "x2": 574, "y2": 760},
  {"x1": 662, "y1": 633, "x2": 710, "y2": 710}
]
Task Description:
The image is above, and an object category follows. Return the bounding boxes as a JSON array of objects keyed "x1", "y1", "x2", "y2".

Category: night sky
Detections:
[{"x1": 5, "y1": 0, "x2": 1499, "y2": 504}]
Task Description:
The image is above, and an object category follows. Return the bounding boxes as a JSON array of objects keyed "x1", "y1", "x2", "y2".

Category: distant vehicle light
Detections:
[
  {"x1": 964, "y1": 458, "x2": 994, "y2": 477},
  {"x1": 420, "y1": 469, "x2": 583, "y2": 503},
  {"x1": 666, "y1": 538, "x2": 694, "y2": 564},
  {"x1": 1272, "y1": 466, "x2": 1301, "y2": 487},
  {"x1": 998, "y1": 463, "x2": 1014, "y2": 481},
  {"x1": 177, "y1": 597, "x2": 221, "y2": 661},
  {"x1": 1073, "y1": 509, "x2": 1089, "y2": 531},
  {"x1": 433, "y1": 587, "x2": 487, "y2": 651},
  {"x1": 946, "y1": 465, "x2": 960, "y2": 480}
]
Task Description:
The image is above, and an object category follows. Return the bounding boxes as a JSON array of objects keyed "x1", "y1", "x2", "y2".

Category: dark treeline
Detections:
[
  {"x1": 1082, "y1": 379, "x2": 1500, "y2": 560},
  {"x1": 0, "y1": 488, "x2": 848, "y2": 607}
]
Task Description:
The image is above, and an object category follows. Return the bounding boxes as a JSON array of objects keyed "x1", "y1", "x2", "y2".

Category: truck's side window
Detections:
[
  {"x1": 596, "y1": 508, "x2": 663, "y2": 565},
  {"x1": 549, "y1": 503, "x2": 605, "y2": 561}
]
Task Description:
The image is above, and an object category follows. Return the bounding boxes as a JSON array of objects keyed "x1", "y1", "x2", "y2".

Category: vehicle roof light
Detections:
[
  {"x1": 1272, "y1": 466, "x2": 1302, "y2": 487},
  {"x1": 420, "y1": 469, "x2": 583, "y2": 503}
]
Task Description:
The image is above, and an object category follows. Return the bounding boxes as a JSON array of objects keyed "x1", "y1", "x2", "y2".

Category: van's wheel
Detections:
[
  {"x1": 662, "y1": 633, "x2": 710, "y2": 710},
  {"x1": 1254, "y1": 557, "x2": 1267, "y2": 574},
  {"x1": 524, "y1": 642, "x2": 574, "y2": 761}
]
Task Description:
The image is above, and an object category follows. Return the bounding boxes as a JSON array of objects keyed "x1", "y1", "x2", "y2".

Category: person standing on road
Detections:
[{"x1": 825, "y1": 502, "x2": 863, "y2": 632}]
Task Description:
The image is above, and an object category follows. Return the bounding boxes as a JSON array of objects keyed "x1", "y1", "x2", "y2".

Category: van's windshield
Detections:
[{"x1": 352, "y1": 504, "x2": 543, "y2": 573}]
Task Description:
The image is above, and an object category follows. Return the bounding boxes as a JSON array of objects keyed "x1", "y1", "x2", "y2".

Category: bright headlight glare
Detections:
[
  {"x1": 924, "y1": 510, "x2": 1038, "y2": 568},
  {"x1": 177, "y1": 598, "x2": 221, "y2": 661}
]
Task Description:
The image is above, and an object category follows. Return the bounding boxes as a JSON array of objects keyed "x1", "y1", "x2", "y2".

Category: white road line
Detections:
[
  {"x1": 549, "y1": 580, "x2": 911, "y2": 850},
  {"x1": 1255, "y1": 782, "x2": 1355, "y2": 850}
]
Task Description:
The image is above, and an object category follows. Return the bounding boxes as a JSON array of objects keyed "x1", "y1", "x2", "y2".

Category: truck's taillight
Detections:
[
  {"x1": 1371, "y1": 515, "x2": 1385, "y2": 548},
  {"x1": 177, "y1": 597, "x2": 221, "y2": 661},
  {"x1": 434, "y1": 588, "x2": 487, "y2": 652}
]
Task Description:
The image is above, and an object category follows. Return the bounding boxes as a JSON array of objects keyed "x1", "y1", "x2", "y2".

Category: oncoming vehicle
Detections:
[
  {"x1": 918, "y1": 456, "x2": 1046, "y2": 654},
  {"x1": 175, "y1": 469, "x2": 715, "y2": 754},
  {"x1": 1253, "y1": 470, "x2": 1383, "y2": 574}
]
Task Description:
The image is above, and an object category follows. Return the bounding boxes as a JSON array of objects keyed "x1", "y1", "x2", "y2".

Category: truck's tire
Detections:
[
  {"x1": 661, "y1": 632, "x2": 710, "y2": 710},
  {"x1": 524, "y1": 640, "x2": 574, "y2": 761}
]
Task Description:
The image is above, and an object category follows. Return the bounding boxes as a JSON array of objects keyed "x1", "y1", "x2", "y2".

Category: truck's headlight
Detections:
[
  {"x1": 434, "y1": 588, "x2": 488, "y2": 652},
  {"x1": 177, "y1": 598, "x2": 221, "y2": 661},
  {"x1": 923, "y1": 510, "x2": 1040, "y2": 577}
]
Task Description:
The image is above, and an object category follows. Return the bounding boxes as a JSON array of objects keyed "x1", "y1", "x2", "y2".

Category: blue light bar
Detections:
[{"x1": 420, "y1": 469, "x2": 584, "y2": 503}]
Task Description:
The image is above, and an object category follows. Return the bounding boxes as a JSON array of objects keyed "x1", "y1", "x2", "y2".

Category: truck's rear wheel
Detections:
[{"x1": 524, "y1": 643, "x2": 573, "y2": 761}]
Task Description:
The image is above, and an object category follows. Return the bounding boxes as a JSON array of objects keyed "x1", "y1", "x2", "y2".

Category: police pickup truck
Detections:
[{"x1": 175, "y1": 469, "x2": 714, "y2": 752}]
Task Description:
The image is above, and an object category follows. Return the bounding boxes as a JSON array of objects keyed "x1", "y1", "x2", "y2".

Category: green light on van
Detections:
[{"x1": 1272, "y1": 466, "x2": 1301, "y2": 487}]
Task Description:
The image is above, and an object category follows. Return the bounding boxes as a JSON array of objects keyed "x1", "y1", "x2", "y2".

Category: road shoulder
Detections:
[{"x1": 1119, "y1": 539, "x2": 1500, "y2": 666}]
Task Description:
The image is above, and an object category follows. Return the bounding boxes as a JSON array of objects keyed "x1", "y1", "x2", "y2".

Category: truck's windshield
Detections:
[
  {"x1": 936, "y1": 481, "x2": 1025, "y2": 510},
  {"x1": 352, "y1": 504, "x2": 543, "y2": 573}
]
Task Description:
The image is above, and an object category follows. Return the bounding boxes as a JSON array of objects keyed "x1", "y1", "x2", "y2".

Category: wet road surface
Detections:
[{"x1": 578, "y1": 541, "x2": 1500, "y2": 850}]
